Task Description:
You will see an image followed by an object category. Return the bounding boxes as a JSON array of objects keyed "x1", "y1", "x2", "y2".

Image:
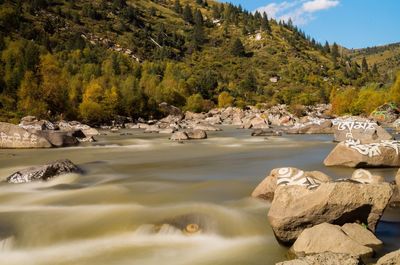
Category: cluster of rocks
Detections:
[
  {"x1": 0, "y1": 116, "x2": 98, "y2": 149},
  {"x1": 252, "y1": 166, "x2": 399, "y2": 264}
]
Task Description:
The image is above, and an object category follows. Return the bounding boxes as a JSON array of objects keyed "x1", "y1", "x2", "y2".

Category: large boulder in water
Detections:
[
  {"x1": 58, "y1": 121, "x2": 99, "y2": 137},
  {"x1": 6, "y1": 159, "x2": 82, "y2": 183},
  {"x1": 35, "y1": 131, "x2": 79, "y2": 147},
  {"x1": 276, "y1": 252, "x2": 362, "y2": 265},
  {"x1": 252, "y1": 167, "x2": 331, "y2": 201},
  {"x1": 19, "y1": 117, "x2": 57, "y2": 131},
  {"x1": 170, "y1": 131, "x2": 189, "y2": 141},
  {"x1": 187, "y1": 129, "x2": 207, "y2": 140},
  {"x1": 268, "y1": 182, "x2": 393, "y2": 244},
  {"x1": 324, "y1": 139, "x2": 400, "y2": 168},
  {"x1": 0, "y1": 122, "x2": 52, "y2": 148},
  {"x1": 291, "y1": 223, "x2": 377, "y2": 260},
  {"x1": 287, "y1": 119, "x2": 333, "y2": 134},
  {"x1": 332, "y1": 118, "x2": 393, "y2": 143}
]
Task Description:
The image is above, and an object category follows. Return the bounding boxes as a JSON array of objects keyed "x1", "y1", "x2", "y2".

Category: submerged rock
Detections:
[
  {"x1": 268, "y1": 182, "x2": 393, "y2": 244},
  {"x1": 6, "y1": 159, "x2": 82, "y2": 183},
  {"x1": 324, "y1": 139, "x2": 400, "y2": 168},
  {"x1": 251, "y1": 129, "x2": 282, "y2": 137}
]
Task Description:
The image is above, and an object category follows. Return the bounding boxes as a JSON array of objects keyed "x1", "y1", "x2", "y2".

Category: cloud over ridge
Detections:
[{"x1": 255, "y1": 0, "x2": 340, "y2": 25}]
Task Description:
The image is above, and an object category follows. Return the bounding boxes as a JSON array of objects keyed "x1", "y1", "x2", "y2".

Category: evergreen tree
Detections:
[
  {"x1": 212, "y1": 4, "x2": 220, "y2": 19},
  {"x1": 183, "y1": 4, "x2": 193, "y2": 24},
  {"x1": 174, "y1": 0, "x2": 182, "y2": 14},
  {"x1": 194, "y1": 9, "x2": 203, "y2": 26},
  {"x1": 261, "y1": 12, "x2": 271, "y2": 32},
  {"x1": 196, "y1": 0, "x2": 203, "y2": 5},
  {"x1": 361, "y1": 57, "x2": 369, "y2": 73},
  {"x1": 231, "y1": 38, "x2": 246, "y2": 57},
  {"x1": 372, "y1": 64, "x2": 379, "y2": 75},
  {"x1": 324, "y1": 41, "x2": 330, "y2": 53}
]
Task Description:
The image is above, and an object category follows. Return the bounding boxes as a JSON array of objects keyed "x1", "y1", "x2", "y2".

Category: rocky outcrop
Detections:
[
  {"x1": 324, "y1": 139, "x2": 400, "y2": 168},
  {"x1": 0, "y1": 122, "x2": 52, "y2": 148},
  {"x1": 276, "y1": 252, "x2": 362, "y2": 265},
  {"x1": 58, "y1": 121, "x2": 99, "y2": 137},
  {"x1": 19, "y1": 116, "x2": 57, "y2": 131},
  {"x1": 370, "y1": 103, "x2": 400, "y2": 124},
  {"x1": 376, "y1": 249, "x2": 400, "y2": 265},
  {"x1": 6, "y1": 159, "x2": 82, "y2": 183},
  {"x1": 268, "y1": 182, "x2": 393, "y2": 244},
  {"x1": 291, "y1": 223, "x2": 377, "y2": 260},
  {"x1": 159, "y1": 102, "x2": 182, "y2": 116},
  {"x1": 332, "y1": 118, "x2": 393, "y2": 143},
  {"x1": 252, "y1": 167, "x2": 331, "y2": 201},
  {"x1": 35, "y1": 131, "x2": 79, "y2": 147}
]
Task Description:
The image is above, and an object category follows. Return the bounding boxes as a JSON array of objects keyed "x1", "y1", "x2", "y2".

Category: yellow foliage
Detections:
[
  {"x1": 218, "y1": 92, "x2": 233, "y2": 108},
  {"x1": 390, "y1": 72, "x2": 400, "y2": 104}
]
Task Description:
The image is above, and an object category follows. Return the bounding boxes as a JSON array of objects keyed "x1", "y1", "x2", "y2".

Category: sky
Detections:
[{"x1": 223, "y1": 0, "x2": 400, "y2": 49}]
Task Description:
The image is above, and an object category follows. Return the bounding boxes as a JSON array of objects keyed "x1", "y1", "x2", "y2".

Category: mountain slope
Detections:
[{"x1": 0, "y1": 0, "x2": 393, "y2": 123}]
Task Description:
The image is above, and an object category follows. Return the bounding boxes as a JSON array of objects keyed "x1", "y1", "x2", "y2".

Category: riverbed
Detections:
[{"x1": 0, "y1": 127, "x2": 398, "y2": 265}]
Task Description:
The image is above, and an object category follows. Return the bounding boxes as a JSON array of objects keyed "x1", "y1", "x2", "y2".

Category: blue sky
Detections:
[{"x1": 222, "y1": 0, "x2": 400, "y2": 49}]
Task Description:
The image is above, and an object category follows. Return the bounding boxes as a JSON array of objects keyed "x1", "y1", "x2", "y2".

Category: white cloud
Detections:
[
  {"x1": 254, "y1": 0, "x2": 340, "y2": 25},
  {"x1": 302, "y1": 0, "x2": 339, "y2": 12}
]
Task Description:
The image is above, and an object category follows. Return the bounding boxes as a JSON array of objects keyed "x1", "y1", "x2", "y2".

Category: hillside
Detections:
[
  {"x1": 0, "y1": 0, "x2": 393, "y2": 123},
  {"x1": 348, "y1": 42, "x2": 400, "y2": 82}
]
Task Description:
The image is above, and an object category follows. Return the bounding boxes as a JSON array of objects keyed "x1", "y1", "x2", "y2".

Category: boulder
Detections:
[
  {"x1": 170, "y1": 131, "x2": 189, "y2": 141},
  {"x1": 187, "y1": 129, "x2": 207, "y2": 140},
  {"x1": 396, "y1": 169, "x2": 400, "y2": 187},
  {"x1": 252, "y1": 167, "x2": 331, "y2": 201},
  {"x1": 324, "y1": 139, "x2": 400, "y2": 168},
  {"x1": 287, "y1": 119, "x2": 333, "y2": 134},
  {"x1": 193, "y1": 124, "x2": 221, "y2": 131},
  {"x1": 341, "y1": 223, "x2": 382, "y2": 248},
  {"x1": 250, "y1": 116, "x2": 269, "y2": 129},
  {"x1": 159, "y1": 102, "x2": 182, "y2": 116},
  {"x1": 268, "y1": 182, "x2": 393, "y2": 244},
  {"x1": 376, "y1": 249, "x2": 400, "y2": 265},
  {"x1": 291, "y1": 223, "x2": 374, "y2": 259},
  {"x1": 205, "y1": 115, "x2": 222, "y2": 125},
  {"x1": 19, "y1": 119, "x2": 57, "y2": 131},
  {"x1": 350, "y1": 169, "x2": 384, "y2": 184},
  {"x1": 0, "y1": 122, "x2": 52, "y2": 148},
  {"x1": 185, "y1": 111, "x2": 206, "y2": 121},
  {"x1": 251, "y1": 129, "x2": 282, "y2": 137},
  {"x1": 58, "y1": 121, "x2": 99, "y2": 137},
  {"x1": 144, "y1": 125, "x2": 160, "y2": 133},
  {"x1": 35, "y1": 131, "x2": 79, "y2": 147},
  {"x1": 332, "y1": 118, "x2": 393, "y2": 143},
  {"x1": 159, "y1": 128, "x2": 175, "y2": 134},
  {"x1": 276, "y1": 252, "x2": 362, "y2": 265},
  {"x1": 6, "y1": 159, "x2": 82, "y2": 183},
  {"x1": 370, "y1": 103, "x2": 400, "y2": 124}
]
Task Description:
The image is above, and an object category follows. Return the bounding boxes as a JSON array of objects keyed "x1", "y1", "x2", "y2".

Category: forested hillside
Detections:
[{"x1": 0, "y1": 0, "x2": 395, "y2": 124}]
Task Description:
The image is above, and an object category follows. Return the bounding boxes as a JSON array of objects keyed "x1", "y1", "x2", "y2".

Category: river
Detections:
[{"x1": 0, "y1": 127, "x2": 398, "y2": 265}]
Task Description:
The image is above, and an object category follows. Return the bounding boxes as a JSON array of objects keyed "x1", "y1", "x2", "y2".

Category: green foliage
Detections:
[
  {"x1": 184, "y1": 93, "x2": 207, "y2": 113},
  {"x1": 390, "y1": 72, "x2": 400, "y2": 104},
  {"x1": 231, "y1": 38, "x2": 246, "y2": 57}
]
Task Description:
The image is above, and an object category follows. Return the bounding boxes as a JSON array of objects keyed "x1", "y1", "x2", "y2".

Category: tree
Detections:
[
  {"x1": 218, "y1": 91, "x2": 234, "y2": 108},
  {"x1": 184, "y1": 93, "x2": 206, "y2": 112},
  {"x1": 18, "y1": 71, "x2": 47, "y2": 117},
  {"x1": 261, "y1": 12, "x2": 271, "y2": 32},
  {"x1": 331, "y1": 42, "x2": 340, "y2": 62},
  {"x1": 39, "y1": 54, "x2": 68, "y2": 115},
  {"x1": 194, "y1": 9, "x2": 203, "y2": 26},
  {"x1": 231, "y1": 38, "x2": 246, "y2": 57},
  {"x1": 174, "y1": 0, "x2": 182, "y2": 14},
  {"x1": 324, "y1": 41, "x2": 330, "y2": 54},
  {"x1": 183, "y1": 4, "x2": 193, "y2": 24},
  {"x1": 361, "y1": 57, "x2": 369, "y2": 73},
  {"x1": 390, "y1": 72, "x2": 400, "y2": 104}
]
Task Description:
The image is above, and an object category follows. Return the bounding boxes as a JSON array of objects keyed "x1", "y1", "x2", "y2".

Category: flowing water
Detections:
[{"x1": 0, "y1": 127, "x2": 398, "y2": 265}]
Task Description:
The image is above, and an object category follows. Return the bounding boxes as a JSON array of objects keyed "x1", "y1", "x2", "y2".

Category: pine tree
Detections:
[
  {"x1": 261, "y1": 12, "x2": 271, "y2": 33},
  {"x1": 361, "y1": 57, "x2": 369, "y2": 73},
  {"x1": 194, "y1": 9, "x2": 203, "y2": 26},
  {"x1": 212, "y1": 4, "x2": 221, "y2": 19},
  {"x1": 174, "y1": 0, "x2": 182, "y2": 14},
  {"x1": 183, "y1": 4, "x2": 193, "y2": 24},
  {"x1": 231, "y1": 38, "x2": 246, "y2": 57},
  {"x1": 324, "y1": 41, "x2": 330, "y2": 53}
]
